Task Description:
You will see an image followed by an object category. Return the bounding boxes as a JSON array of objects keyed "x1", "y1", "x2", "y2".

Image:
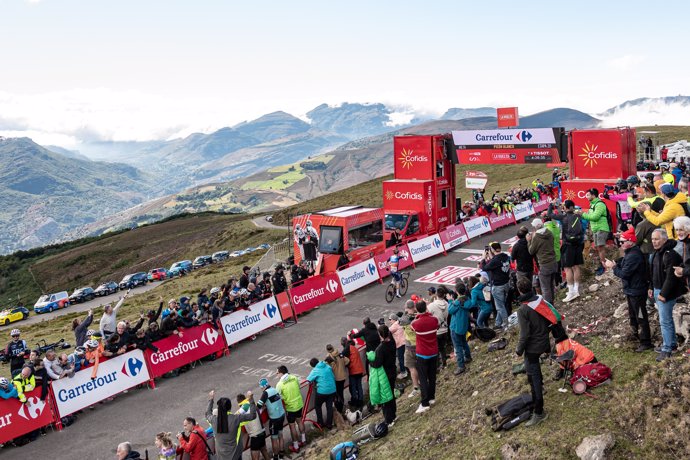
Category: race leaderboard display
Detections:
[{"x1": 452, "y1": 127, "x2": 566, "y2": 164}]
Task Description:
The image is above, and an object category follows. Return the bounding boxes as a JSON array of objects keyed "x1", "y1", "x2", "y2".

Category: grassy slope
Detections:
[
  {"x1": 0, "y1": 213, "x2": 285, "y2": 307},
  {"x1": 634, "y1": 125, "x2": 690, "y2": 144}
]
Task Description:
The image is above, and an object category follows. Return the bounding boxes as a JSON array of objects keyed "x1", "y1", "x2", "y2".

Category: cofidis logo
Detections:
[
  {"x1": 579, "y1": 142, "x2": 618, "y2": 167},
  {"x1": 398, "y1": 148, "x2": 428, "y2": 169}
]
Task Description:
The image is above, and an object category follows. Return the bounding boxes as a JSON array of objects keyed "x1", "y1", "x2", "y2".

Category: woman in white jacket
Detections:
[{"x1": 427, "y1": 286, "x2": 449, "y2": 369}]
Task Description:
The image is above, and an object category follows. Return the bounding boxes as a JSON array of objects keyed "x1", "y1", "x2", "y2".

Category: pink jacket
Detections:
[{"x1": 389, "y1": 320, "x2": 405, "y2": 348}]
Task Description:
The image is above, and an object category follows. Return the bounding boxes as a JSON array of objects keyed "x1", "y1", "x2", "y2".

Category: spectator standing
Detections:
[
  {"x1": 154, "y1": 432, "x2": 177, "y2": 460},
  {"x1": 388, "y1": 313, "x2": 406, "y2": 378},
  {"x1": 206, "y1": 390, "x2": 257, "y2": 460},
  {"x1": 116, "y1": 442, "x2": 142, "y2": 460},
  {"x1": 100, "y1": 293, "x2": 128, "y2": 338},
  {"x1": 236, "y1": 394, "x2": 270, "y2": 460},
  {"x1": 72, "y1": 310, "x2": 93, "y2": 347},
  {"x1": 352, "y1": 318, "x2": 381, "y2": 355},
  {"x1": 481, "y1": 242, "x2": 512, "y2": 329},
  {"x1": 271, "y1": 265, "x2": 288, "y2": 295},
  {"x1": 511, "y1": 227, "x2": 534, "y2": 283},
  {"x1": 176, "y1": 417, "x2": 208, "y2": 460},
  {"x1": 258, "y1": 273, "x2": 273, "y2": 299},
  {"x1": 336, "y1": 252, "x2": 351, "y2": 270},
  {"x1": 6, "y1": 329, "x2": 28, "y2": 377},
  {"x1": 638, "y1": 183, "x2": 688, "y2": 240},
  {"x1": 579, "y1": 188, "x2": 610, "y2": 275},
  {"x1": 527, "y1": 218, "x2": 558, "y2": 306},
  {"x1": 257, "y1": 379, "x2": 287, "y2": 459},
  {"x1": 369, "y1": 324, "x2": 397, "y2": 425},
  {"x1": 306, "y1": 357, "x2": 337, "y2": 429},
  {"x1": 240, "y1": 266, "x2": 251, "y2": 289},
  {"x1": 605, "y1": 228, "x2": 653, "y2": 352},
  {"x1": 411, "y1": 300, "x2": 439, "y2": 414},
  {"x1": 341, "y1": 335, "x2": 365, "y2": 408},
  {"x1": 398, "y1": 300, "x2": 421, "y2": 399},
  {"x1": 547, "y1": 200, "x2": 584, "y2": 302},
  {"x1": 426, "y1": 286, "x2": 449, "y2": 369},
  {"x1": 275, "y1": 366, "x2": 306, "y2": 453},
  {"x1": 448, "y1": 283, "x2": 472, "y2": 375},
  {"x1": 515, "y1": 277, "x2": 551, "y2": 427},
  {"x1": 325, "y1": 344, "x2": 349, "y2": 415},
  {"x1": 649, "y1": 229, "x2": 686, "y2": 361}
]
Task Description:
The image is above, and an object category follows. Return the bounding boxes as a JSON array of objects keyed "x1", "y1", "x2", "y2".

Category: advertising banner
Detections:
[
  {"x1": 220, "y1": 297, "x2": 283, "y2": 346},
  {"x1": 453, "y1": 128, "x2": 557, "y2": 146},
  {"x1": 52, "y1": 350, "x2": 150, "y2": 417},
  {"x1": 488, "y1": 212, "x2": 516, "y2": 231},
  {"x1": 0, "y1": 389, "x2": 55, "y2": 445},
  {"x1": 337, "y1": 258, "x2": 380, "y2": 295},
  {"x1": 439, "y1": 223, "x2": 469, "y2": 250},
  {"x1": 533, "y1": 199, "x2": 550, "y2": 213},
  {"x1": 145, "y1": 323, "x2": 225, "y2": 378},
  {"x1": 393, "y1": 136, "x2": 433, "y2": 180},
  {"x1": 275, "y1": 291, "x2": 294, "y2": 321},
  {"x1": 570, "y1": 129, "x2": 629, "y2": 180},
  {"x1": 465, "y1": 176, "x2": 488, "y2": 189},
  {"x1": 456, "y1": 148, "x2": 557, "y2": 164},
  {"x1": 407, "y1": 234, "x2": 445, "y2": 263},
  {"x1": 288, "y1": 273, "x2": 342, "y2": 316},
  {"x1": 513, "y1": 200, "x2": 535, "y2": 221},
  {"x1": 462, "y1": 216, "x2": 492, "y2": 239},
  {"x1": 374, "y1": 244, "x2": 413, "y2": 278},
  {"x1": 497, "y1": 107, "x2": 519, "y2": 128}
]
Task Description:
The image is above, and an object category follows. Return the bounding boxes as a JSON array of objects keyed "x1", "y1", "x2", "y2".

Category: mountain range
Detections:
[{"x1": 2, "y1": 96, "x2": 688, "y2": 253}]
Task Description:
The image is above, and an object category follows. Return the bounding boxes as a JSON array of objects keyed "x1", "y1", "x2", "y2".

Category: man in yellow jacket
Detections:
[{"x1": 638, "y1": 183, "x2": 688, "y2": 239}]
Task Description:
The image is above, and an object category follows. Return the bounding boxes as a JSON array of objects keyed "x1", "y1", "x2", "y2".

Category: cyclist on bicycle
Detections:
[{"x1": 387, "y1": 248, "x2": 402, "y2": 298}]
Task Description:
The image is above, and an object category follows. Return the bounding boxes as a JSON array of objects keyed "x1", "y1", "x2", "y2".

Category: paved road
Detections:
[
  {"x1": 0, "y1": 281, "x2": 164, "y2": 331},
  {"x1": 3, "y1": 223, "x2": 520, "y2": 460},
  {"x1": 251, "y1": 215, "x2": 290, "y2": 231}
]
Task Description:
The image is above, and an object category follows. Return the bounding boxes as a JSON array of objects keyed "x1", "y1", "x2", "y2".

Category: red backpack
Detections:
[{"x1": 569, "y1": 363, "x2": 612, "y2": 390}]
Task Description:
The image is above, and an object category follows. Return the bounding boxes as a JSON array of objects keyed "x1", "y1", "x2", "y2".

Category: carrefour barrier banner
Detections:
[
  {"x1": 220, "y1": 297, "x2": 282, "y2": 346},
  {"x1": 439, "y1": 223, "x2": 469, "y2": 250},
  {"x1": 289, "y1": 273, "x2": 342, "y2": 315},
  {"x1": 374, "y1": 244, "x2": 413, "y2": 278},
  {"x1": 145, "y1": 323, "x2": 225, "y2": 378},
  {"x1": 0, "y1": 389, "x2": 55, "y2": 445},
  {"x1": 337, "y1": 258, "x2": 380, "y2": 295},
  {"x1": 462, "y1": 216, "x2": 492, "y2": 239},
  {"x1": 407, "y1": 234, "x2": 445, "y2": 263},
  {"x1": 513, "y1": 200, "x2": 535, "y2": 221},
  {"x1": 275, "y1": 291, "x2": 294, "y2": 321},
  {"x1": 488, "y1": 212, "x2": 516, "y2": 231},
  {"x1": 52, "y1": 349, "x2": 150, "y2": 417},
  {"x1": 533, "y1": 199, "x2": 550, "y2": 213}
]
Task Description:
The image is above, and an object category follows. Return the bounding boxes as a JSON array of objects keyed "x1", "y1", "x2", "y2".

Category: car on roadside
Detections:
[
  {"x1": 147, "y1": 268, "x2": 168, "y2": 281},
  {"x1": 192, "y1": 255, "x2": 213, "y2": 269},
  {"x1": 258, "y1": 243, "x2": 270, "y2": 250},
  {"x1": 69, "y1": 287, "x2": 96, "y2": 304},
  {"x1": 265, "y1": 215, "x2": 273, "y2": 222},
  {"x1": 229, "y1": 251, "x2": 242, "y2": 258},
  {"x1": 119, "y1": 272, "x2": 148, "y2": 290},
  {"x1": 212, "y1": 251, "x2": 229, "y2": 263},
  {"x1": 34, "y1": 291, "x2": 70, "y2": 314},
  {"x1": 245, "y1": 247, "x2": 257, "y2": 253},
  {"x1": 169, "y1": 260, "x2": 193, "y2": 276},
  {"x1": 94, "y1": 281, "x2": 119, "y2": 297},
  {"x1": 0, "y1": 306, "x2": 30, "y2": 326}
]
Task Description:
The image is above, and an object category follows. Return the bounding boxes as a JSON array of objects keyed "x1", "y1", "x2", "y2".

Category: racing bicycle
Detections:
[{"x1": 385, "y1": 271, "x2": 409, "y2": 303}]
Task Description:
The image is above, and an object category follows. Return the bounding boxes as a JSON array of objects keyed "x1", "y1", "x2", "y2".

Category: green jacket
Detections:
[
  {"x1": 276, "y1": 373, "x2": 304, "y2": 412},
  {"x1": 544, "y1": 221, "x2": 561, "y2": 262},
  {"x1": 366, "y1": 351, "x2": 393, "y2": 405},
  {"x1": 582, "y1": 198, "x2": 610, "y2": 233}
]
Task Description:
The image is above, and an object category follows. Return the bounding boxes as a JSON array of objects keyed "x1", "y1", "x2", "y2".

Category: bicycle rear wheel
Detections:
[
  {"x1": 400, "y1": 278, "x2": 409, "y2": 296},
  {"x1": 385, "y1": 284, "x2": 395, "y2": 303}
]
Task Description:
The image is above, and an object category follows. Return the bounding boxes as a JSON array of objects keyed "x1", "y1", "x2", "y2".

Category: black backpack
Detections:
[{"x1": 485, "y1": 393, "x2": 534, "y2": 431}]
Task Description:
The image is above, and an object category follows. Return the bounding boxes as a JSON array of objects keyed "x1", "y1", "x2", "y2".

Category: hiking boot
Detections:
[
  {"x1": 655, "y1": 344, "x2": 678, "y2": 353},
  {"x1": 454, "y1": 367, "x2": 465, "y2": 376},
  {"x1": 524, "y1": 411, "x2": 548, "y2": 427},
  {"x1": 657, "y1": 351, "x2": 673, "y2": 362},
  {"x1": 553, "y1": 368, "x2": 565, "y2": 381},
  {"x1": 408, "y1": 388, "x2": 420, "y2": 399},
  {"x1": 415, "y1": 404, "x2": 430, "y2": 414},
  {"x1": 634, "y1": 344, "x2": 654, "y2": 352}
]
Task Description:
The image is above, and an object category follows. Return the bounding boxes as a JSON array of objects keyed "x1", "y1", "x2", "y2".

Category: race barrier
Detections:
[
  {"x1": 438, "y1": 223, "x2": 469, "y2": 251},
  {"x1": 0, "y1": 389, "x2": 56, "y2": 445},
  {"x1": 145, "y1": 323, "x2": 226, "y2": 379},
  {"x1": 462, "y1": 215, "x2": 492, "y2": 239},
  {"x1": 289, "y1": 272, "x2": 342, "y2": 316},
  {"x1": 513, "y1": 200, "x2": 535, "y2": 221},
  {"x1": 488, "y1": 211, "x2": 516, "y2": 231},
  {"x1": 337, "y1": 258, "x2": 380, "y2": 295},
  {"x1": 406, "y1": 234, "x2": 446, "y2": 263},
  {"x1": 220, "y1": 296, "x2": 283, "y2": 346}
]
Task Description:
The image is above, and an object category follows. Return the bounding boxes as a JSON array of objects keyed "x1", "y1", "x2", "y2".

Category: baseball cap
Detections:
[
  {"x1": 531, "y1": 218, "x2": 544, "y2": 228},
  {"x1": 660, "y1": 183, "x2": 675, "y2": 196},
  {"x1": 619, "y1": 227, "x2": 637, "y2": 243}
]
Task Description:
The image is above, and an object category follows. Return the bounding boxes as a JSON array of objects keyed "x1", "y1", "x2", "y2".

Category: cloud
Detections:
[
  {"x1": 607, "y1": 54, "x2": 646, "y2": 71},
  {"x1": 599, "y1": 98, "x2": 690, "y2": 128}
]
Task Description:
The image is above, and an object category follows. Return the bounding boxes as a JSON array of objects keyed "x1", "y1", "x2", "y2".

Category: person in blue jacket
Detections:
[
  {"x1": 447, "y1": 283, "x2": 473, "y2": 376},
  {"x1": 464, "y1": 274, "x2": 493, "y2": 328},
  {"x1": 0, "y1": 377, "x2": 18, "y2": 400},
  {"x1": 306, "y1": 357, "x2": 337, "y2": 429}
]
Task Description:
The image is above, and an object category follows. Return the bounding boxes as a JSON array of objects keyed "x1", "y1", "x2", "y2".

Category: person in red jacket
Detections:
[
  {"x1": 176, "y1": 417, "x2": 208, "y2": 460},
  {"x1": 341, "y1": 335, "x2": 365, "y2": 408},
  {"x1": 410, "y1": 300, "x2": 439, "y2": 414}
]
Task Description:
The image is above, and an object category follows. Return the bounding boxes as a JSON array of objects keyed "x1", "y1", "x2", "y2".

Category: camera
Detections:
[{"x1": 484, "y1": 245, "x2": 490, "y2": 251}]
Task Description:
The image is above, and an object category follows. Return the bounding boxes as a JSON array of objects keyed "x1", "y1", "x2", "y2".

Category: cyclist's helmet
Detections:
[
  {"x1": 626, "y1": 175, "x2": 641, "y2": 186},
  {"x1": 85, "y1": 339, "x2": 99, "y2": 349},
  {"x1": 86, "y1": 329, "x2": 95, "y2": 338},
  {"x1": 0, "y1": 377, "x2": 9, "y2": 390},
  {"x1": 210, "y1": 287, "x2": 220, "y2": 295},
  {"x1": 75, "y1": 346, "x2": 86, "y2": 355},
  {"x1": 10, "y1": 329, "x2": 20, "y2": 337}
]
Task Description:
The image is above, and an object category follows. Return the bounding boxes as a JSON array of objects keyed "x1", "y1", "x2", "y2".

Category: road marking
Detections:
[
  {"x1": 464, "y1": 255, "x2": 484, "y2": 262},
  {"x1": 415, "y1": 266, "x2": 480, "y2": 285},
  {"x1": 502, "y1": 236, "x2": 519, "y2": 247},
  {"x1": 453, "y1": 248, "x2": 484, "y2": 254}
]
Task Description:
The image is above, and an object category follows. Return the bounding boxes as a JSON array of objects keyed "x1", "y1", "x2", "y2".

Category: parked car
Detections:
[
  {"x1": 148, "y1": 268, "x2": 168, "y2": 281},
  {"x1": 212, "y1": 251, "x2": 229, "y2": 263},
  {"x1": 0, "y1": 306, "x2": 30, "y2": 326},
  {"x1": 192, "y1": 255, "x2": 213, "y2": 269},
  {"x1": 34, "y1": 291, "x2": 70, "y2": 314},
  {"x1": 258, "y1": 243, "x2": 270, "y2": 250},
  {"x1": 265, "y1": 215, "x2": 273, "y2": 222},
  {"x1": 119, "y1": 272, "x2": 148, "y2": 290},
  {"x1": 94, "y1": 281, "x2": 119, "y2": 297},
  {"x1": 245, "y1": 247, "x2": 257, "y2": 253},
  {"x1": 69, "y1": 287, "x2": 96, "y2": 304},
  {"x1": 229, "y1": 251, "x2": 242, "y2": 258},
  {"x1": 169, "y1": 260, "x2": 193, "y2": 276}
]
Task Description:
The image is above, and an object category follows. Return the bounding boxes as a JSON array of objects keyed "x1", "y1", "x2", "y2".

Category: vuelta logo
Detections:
[
  {"x1": 200, "y1": 327, "x2": 219, "y2": 346},
  {"x1": 122, "y1": 357, "x2": 144, "y2": 377},
  {"x1": 325, "y1": 279, "x2": 339, "y2": 294},
  {"x1": 366, "y1": 263, "x2": 376, "y2": 275},
  {"x1": 433, "y1": 238, "x2": 442, "y2": 248},
  {"x1": 17, "y1": 396, "x2": 46, "y2": 420},
  {"x1": 515, "y1": 130, "x2": 533, "y2": 142},
  {"x1": 579, "y1": 142, "x2": 618, "y2": 167},
  {"x1": 263, "y1": 303, "x2": 278, "y2": 319},
  {"x1": 398, "y1": 148, "x2": 429, "y2": 169}
]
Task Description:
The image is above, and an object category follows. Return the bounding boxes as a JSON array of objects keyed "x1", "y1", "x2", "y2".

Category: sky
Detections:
[{"x1": 1, "y1": 0, "x2": 689, "y2": 147}]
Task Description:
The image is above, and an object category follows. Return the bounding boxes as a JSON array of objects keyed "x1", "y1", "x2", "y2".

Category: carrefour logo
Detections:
[
  {"x1": 482, "y1": 218, "x2": 490, "y2": 228},
  {"x1": 515, "y1": 130, "x2": 533, "y2": 142},
  {"x1": 527, "y1": 202, "x2": 533, "y2": 210},
  {"x1": 366, "y1": 263, "x2": 376, "y2": 275},
  {"x1": 433, "y1": 238, "x2": 442, "y2": 248},
  {"x1": 263, "y1": 303, "x2": 278, "y2": 319},
  {"x1": 398, "y1": 148, "x2": 428, "y2": 169},
  {"x1": 122, "y1": 357, "x2": 144, "y2": 377},
  {"x1": 200, "y1": 327, "x2": 219, "y2": 346},
  {"x1": 17, "y1": 396, "x2": 46, "y2": 420},
  {"x1": 579, "y1": 142, "x2": 618, "y2": 167},
  {"x1": 325, "y1": 279, "x2": 339, "y2": 294}
]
